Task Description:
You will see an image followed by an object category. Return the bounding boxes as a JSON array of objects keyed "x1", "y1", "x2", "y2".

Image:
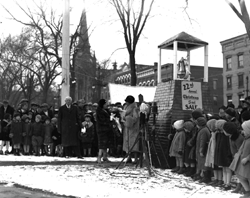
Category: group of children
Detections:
[
  {"x1": 1, "y1": 112, "x2": 62, "y2": 156},
  {"x1": 169, "y1": 107, "x2": 250, "y2": 197}
]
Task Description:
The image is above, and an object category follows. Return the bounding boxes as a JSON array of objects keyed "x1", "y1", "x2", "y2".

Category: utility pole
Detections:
[
  {"x1": 61, "y1": 0, "x2": 70, "y2": 105},
  {"x1": 246, "y1": 76, "x2": 249, "y2": 97}
]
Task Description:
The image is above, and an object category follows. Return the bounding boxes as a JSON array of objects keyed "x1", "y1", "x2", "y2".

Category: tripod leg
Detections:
[
  {"x1": 141, "y1": 135, "x2": 152, "y2": 176},
  {"x1": 151, "y1": 141, "x2": 162, "y2": 167},
  {"x1": 156, "y1": 132, "x2": 170, "y2": 168},
  {"x1": 116, "y1": 131, "x2": 141, "y2": 169},
  {"x1": 147, "y1": 140, "x2": 153, "y2": 167}
]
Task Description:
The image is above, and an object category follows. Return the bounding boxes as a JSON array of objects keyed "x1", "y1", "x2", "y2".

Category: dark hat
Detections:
[
  {"x1": 237, "y1": 105, "x2": 243, "y2": 109},
  {"x1": 3, "y1": 100, "x2": 8, "y2": 104},
  {"x1": 245, "y1": 96, "x2": 250, "y2": 101},
  {"x1": 98, "y1": 99, "x2": 107, "y2": 108},
  {"x1": 115, "y1": 102, "x2": 122, "y2": 106},
  {"x1": 227, "y1": 103, "x2": 235, "y2": 109},
  {"x1": 125, "y1": 95, "x2": 135, "y2": 104},
  {"x1": 83, "y1": 103, "x2": 88, "y2": 107},
  {"x1": 191, "y1": 110, "x2": 203, "y2": 120},
  {"x1": 242, "y1": 100, "x2": 250, "y2": 106},
  {"x1": 41, "y1": 103, "x2": 48, "y2": 107},
  {"x1": 225, "y1": 107, "x2": 236, "y2": 117},
  {"x1": 219, "y1": 105, "x2": 226, "y2": 111},
  {"x1": 20, "y1": 99, "x2": 29, "y2": 104},
  {"x1": 183, "y1": 121, "x2": 195, "y2": 132},
  {"x1": 223, "y1": 122, "x2": 237, "y2": 135},
  {"x1": 13, "y1": 112, "x2": 20, "y2": 118},
  {"x1": 196, "y1": 117, "x2": 207, "y2": 127},
  {"x1": 31, "y1": 102, "x2": 38, "y2": 107},
  {"x1": 84, "y1": 114, "x2": 92, "y2": 118},
  {"x1": 242, "y1": 110, "x2": 250, "y2": 121}
]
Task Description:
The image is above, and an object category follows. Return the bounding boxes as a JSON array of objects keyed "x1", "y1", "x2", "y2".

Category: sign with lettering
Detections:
[{"x1": 181, "y1": 81, "x2": 202, "y2": 110}]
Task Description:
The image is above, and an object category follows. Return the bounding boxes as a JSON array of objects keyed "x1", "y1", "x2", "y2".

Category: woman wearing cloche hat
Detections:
[
  {"x1": 123, "y1": 95, "x2": 140, "y2": 164},
  {"x1": 96, "y1": 99, "x2": 112, "y2": 163}
]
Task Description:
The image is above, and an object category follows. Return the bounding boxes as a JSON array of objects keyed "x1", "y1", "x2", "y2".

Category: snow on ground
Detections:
[{"x1": 0, "y1": 155, "x2": 242, "y2": 198}]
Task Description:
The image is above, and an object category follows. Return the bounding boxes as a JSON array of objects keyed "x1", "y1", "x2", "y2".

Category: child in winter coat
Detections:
[
  {"x1": 0, "y1": 113, "x2": 12, "y2": 155},
  {"x1": 51, "y1": 118, "x2": 62, "y2": 157},
  {"x1": 169, "y1": 120, "x2": 186, "y2": 174},
  {"x1": 183, "y1": 120, "x2": 196, "y2": 176},
  {"x1": 205, "y1": 119, "x2": 223, "y2": 186},
  {"x1": 22, "y1": 115, "x2": 32, "y2": 155},
  {"x1": 214, "y1": 119, "x2": 233, "y2": 190},
  {"x1": 43, "y1": 117, "x2": 53, "y2": 156},
  {"x1": 10, "y1": 113, "x2": 23, "y2": 155},
  {"x1": 230, "y1": 120, "x2": 250, "y2": 197},
  {"x1": 80, "y1": 114, "x2": 95, "y2": 157},
  {"x1": 194, "y1": 117, "x2": 211, "y2": 183},
  {"x1": 31, "y1": 114, "x2": 43, "y2": 156},
  {"x1": 223, "y1": 122, "x2": 244, "y2": 194}
]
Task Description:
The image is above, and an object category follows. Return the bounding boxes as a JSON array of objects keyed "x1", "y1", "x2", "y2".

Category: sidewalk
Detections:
[{"x1": 0, "y1": 155, "x2": 242, "y2": 198}]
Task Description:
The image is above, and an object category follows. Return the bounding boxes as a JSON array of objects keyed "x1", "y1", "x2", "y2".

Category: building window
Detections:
[
  {"x1": 213, "y1": 96, "x2": 218, "y2": 106},
  {"x1": 238, "y1": 74, "x2": 244, "y2": 88},
  {"x1": 226, "y1": 57, "x2": 232, "y2": 70},
  {"x1": 238, "y1": 54, "x2": 243, "y2": 68},
  {"x1": 227, "y1": 95, "x2": 232, "y2": 105},
  {"x1": 213, "y1": 80, "x2": 217, "y2": 90},
  {"x1": 239, "y1": 94, "x2": 244, "y2": 106},
  {"x1": 227, "y1": 76, "x2": 232, "y2": 89}
]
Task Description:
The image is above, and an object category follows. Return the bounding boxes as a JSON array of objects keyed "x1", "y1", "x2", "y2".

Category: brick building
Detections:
[{"x1": 220, "y1": 33, "x2": 250, "y2": 107}]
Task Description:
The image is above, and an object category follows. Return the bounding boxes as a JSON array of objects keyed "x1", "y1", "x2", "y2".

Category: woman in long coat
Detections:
[
  {"x1": 122, "y1": 95, "x2": 140, "y2": 163},
  {"x1": 96, "y1": 99, "x2": 112, "y2": 163},
  {"x1": 58, "y1": 96, "x2": 82, "y2": 158}
]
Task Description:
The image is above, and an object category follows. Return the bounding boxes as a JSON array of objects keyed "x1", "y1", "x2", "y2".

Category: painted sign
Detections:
[{"x1": 182, "y1": 81, "x2": 202, "y2": 110}]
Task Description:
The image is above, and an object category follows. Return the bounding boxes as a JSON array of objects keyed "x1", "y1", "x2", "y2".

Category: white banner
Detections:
[
  {"x1": 181, "y1": 81, "x2": 203, "y2": 110},
  {"x1": 109, "y1": 83, "x2": 156, "y2": 104}
]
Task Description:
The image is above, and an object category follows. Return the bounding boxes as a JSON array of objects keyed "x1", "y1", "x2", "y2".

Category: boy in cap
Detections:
[
  {"x1": 30, "y1": 114, "x2": 43, "y2": 156},
  {"x1": 22, "y1": 114, "x2": 32, "y2": 155},
  {"x1": 10, "y1": 113, "x2": 23, "y2": 155}
]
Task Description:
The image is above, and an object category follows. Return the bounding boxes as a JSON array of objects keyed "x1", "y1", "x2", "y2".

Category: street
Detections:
[{"x1": 0, "y1": 184, "x2": 76, "y2": 198}]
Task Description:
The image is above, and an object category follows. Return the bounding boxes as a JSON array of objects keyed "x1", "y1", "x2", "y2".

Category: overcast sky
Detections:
[{"x1": 0, "y1": 0, "x2": 248, "y2": 68}]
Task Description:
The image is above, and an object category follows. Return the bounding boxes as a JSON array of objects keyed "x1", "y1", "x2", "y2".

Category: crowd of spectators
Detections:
[
  {"x1": 0, "y1": 95, "x2": 144, "y2": 162},
  {"x1": 168, "y1": 96, "x2": 250, "y2": 197}
]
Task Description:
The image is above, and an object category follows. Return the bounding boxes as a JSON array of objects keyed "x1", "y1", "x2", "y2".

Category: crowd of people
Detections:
[
  {"x1": 168, "y1": 96, "x2": 250, "y2": 198},
  {"x1": 0, "y1": 95, "x2": 146, "y2": 164},
  {"x1": 3, "y1": 93, "x2": 250, "y2": 196}
]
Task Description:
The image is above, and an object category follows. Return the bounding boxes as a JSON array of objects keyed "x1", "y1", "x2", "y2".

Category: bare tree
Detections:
[
  {"x1": 2, "y1": 1, "x2": 93, "y2": 102},
  {"x1": 110, "y1": 0, "x2": 155, "y2": 86},
  {"x1": 0, "y1": 33, "x2": 38, "y2": 103},
  {"x1": 225, "y1": 0, "x2": 250, "y2": 38}
]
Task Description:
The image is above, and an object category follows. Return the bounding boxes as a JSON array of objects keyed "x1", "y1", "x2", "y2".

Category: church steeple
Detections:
[
  {"x1": 73, "y1": 2, "x2": 96, "y2": 102},
  {"x1": 77, "y1": 1, "x2": 90, "y2": 53}
]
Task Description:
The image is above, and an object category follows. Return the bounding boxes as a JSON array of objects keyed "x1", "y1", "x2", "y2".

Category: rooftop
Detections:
[{"x1": 158, "y1": 31, "x2": 208, "y2": 51}]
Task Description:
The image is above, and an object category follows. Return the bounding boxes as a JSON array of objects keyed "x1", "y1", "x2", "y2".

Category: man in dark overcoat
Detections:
[
  {"x1": 0, "y1": 100, "x2": 15, "y2": 122},
  {"x1": 58, "y1": 96, "x2": 83, "y2": 158}
]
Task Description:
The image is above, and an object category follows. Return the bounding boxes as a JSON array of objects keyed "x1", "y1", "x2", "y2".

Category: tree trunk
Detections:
[
  {"x1": 42, "y1": 87, "x2": 48, "y2": 103},
  {"x1": 130, "y1": 52, "x2": 137, "y2": 86}
]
